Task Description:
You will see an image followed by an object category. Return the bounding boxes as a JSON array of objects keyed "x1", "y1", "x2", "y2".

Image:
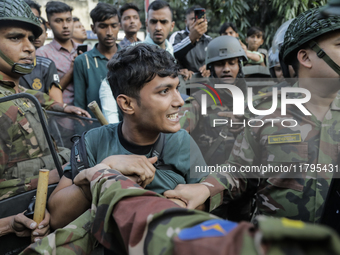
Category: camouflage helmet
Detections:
[
  {"x1": 206, "y1": 35, "x2": 247, "y2": 69},
  {"x1": 0, "y1": 0, "x2": 42, "y2": 38},
  {"x1": 280, "y1": 8, "x2": 340, "y2": 64}
]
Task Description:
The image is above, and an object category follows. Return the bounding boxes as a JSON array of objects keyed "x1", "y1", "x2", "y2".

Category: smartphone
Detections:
[
  {"x1": 194, "y1": 8, "x2": 206, "y2": 21},
  {"x1": 77, "y1": 44, "x2": 88, "y2": 55}
]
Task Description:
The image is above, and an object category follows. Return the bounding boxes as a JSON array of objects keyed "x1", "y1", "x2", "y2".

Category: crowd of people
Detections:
[{"x1": 1, "y1": 0, "x2": 340, "y2": 254}]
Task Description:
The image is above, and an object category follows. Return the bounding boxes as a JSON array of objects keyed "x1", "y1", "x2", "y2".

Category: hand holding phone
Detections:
[
  {"x1": 194, "y1": 8, "x2": 206, "y2": 22},
  {"x1": 77, "y1": 44, "x2": 88, "y2": 55}
]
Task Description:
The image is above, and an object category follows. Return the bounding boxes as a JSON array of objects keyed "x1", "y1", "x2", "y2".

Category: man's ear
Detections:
[
  {"x1": 297, "y1": 49, "x2": 312, "y2": 69},
  {"x1": 170, "y1": 21, "x2": 175, "y2": 32},
  {"x1": 116, "y1": 95, "x2": 135, "y2": 115},
  {"x1": 46, "y1": 21, "x2": 51, "y2": 30}
]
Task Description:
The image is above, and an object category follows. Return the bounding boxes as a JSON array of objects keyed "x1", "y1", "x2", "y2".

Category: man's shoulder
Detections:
[
  {"x1": 36, "y1": 56, "x2": 54, "y2": 68},
  {"x1": 36, "y1": 43, "x2": 53, "y2": 54},
  {"x1": 164, "y1": 129, "x2": 190, "y2": 145},
  {"x1": 85, "y1": 123, "x2": 119, "y2": 143}
]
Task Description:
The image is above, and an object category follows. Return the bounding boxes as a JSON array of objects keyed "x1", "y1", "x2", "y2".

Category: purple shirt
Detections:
[{"x1": 36, "y1": 39, "x2": 79, "y2": 105}]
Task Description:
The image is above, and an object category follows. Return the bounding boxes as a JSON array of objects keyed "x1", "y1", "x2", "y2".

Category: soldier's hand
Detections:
[
  {"x1": 101, "y1": 155, "x2": 157, "y2": 187},
  {"x1": 189, "y1": 18, "x2": 207, "y2": 43},
  {"x1": 64, "y1": 105, "x2": 91, "y2": 118},
  {"x1": 9, "y1": 210, "x2": 50, "y2": 240},
  {"x1": 179, "y1": 68, "x2": 194, "y2": 81},
  {"x1": 168, "y1": 198, "x2": 187, "y2": 208},
  {"x1": 217, "y1": 111, "x2": 244, "y2": 135},
  {"x1": 164, "y1": 183, "x2": 210, "y2": 210},
  {"x1": 31, "y1": 209, "x2": 51, "y2": 242},
  {"x1": 199, "y1": 65, "x2": 210, "y2": 77}
]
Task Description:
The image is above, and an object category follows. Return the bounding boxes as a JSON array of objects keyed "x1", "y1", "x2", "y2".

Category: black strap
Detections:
[
  {"x1": 308, "y1": 40, "x2": 340, "y2": 76},
  {"x1": 151, "y1": 133, "x2": 185, "y2": 177},
  {"x1": 71, "y1": 131, "x2": 89, "y2": 180}
]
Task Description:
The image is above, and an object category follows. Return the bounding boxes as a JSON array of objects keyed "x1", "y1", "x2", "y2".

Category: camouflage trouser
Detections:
[{"x1": 21, "y1": 169, "x2": 340, "y2": 255}]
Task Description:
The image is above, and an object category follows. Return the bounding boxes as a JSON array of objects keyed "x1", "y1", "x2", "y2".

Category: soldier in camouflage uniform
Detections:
[
  {"x1": 167, "y1": 8, "x2": 340, "y2": 224},
  {"x1": 179, "y1": 35, "x2": 248, "y2": 166},
  {"x1": 0, "y1": 0, "x2": 90, "y2": 241},
  {"x1": 21, "y1": 167, "x2": 340, "y2": 255}
]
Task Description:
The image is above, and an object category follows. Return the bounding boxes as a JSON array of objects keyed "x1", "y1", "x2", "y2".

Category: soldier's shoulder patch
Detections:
[
  {"x1": 177, "y1": 219, "x2": 238, "y2": 240},
  {"x1": 268, "y1": 133, "x2": 301, "y2": 144}
]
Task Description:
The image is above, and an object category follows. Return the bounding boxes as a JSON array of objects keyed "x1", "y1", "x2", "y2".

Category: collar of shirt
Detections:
[
  {"x1": 121, "y1": 37, "x2": 141, "y2": 47},
  {"x1": 50, "y1": 39, "x2": 79, "y2": 53},
  {"x1": 89, "y1": 43, "x2": 121, "y2": 60},
  {"x1": 144, "y1": 33, "x2": 174, "y2": 56}
]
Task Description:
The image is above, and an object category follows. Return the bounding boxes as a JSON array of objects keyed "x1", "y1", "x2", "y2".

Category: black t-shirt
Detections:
[{"x1": 20, "y1": 56, "x2": 61, "y2": 94}]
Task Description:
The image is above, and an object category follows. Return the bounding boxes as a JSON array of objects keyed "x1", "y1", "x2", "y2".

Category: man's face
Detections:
[
  {"x1": 146, "y1": 7, "x2": 174, "y2": 48},
  {"x1": 213, "y1": 57, "x2": 239, "y2": 84},
  {"x1": 33, "y1": 22, "x2": 47, "y2": 49},
  {"x1": 48, "y1": 12, "x2": 73, "y2": 42},
  {"x1": 73, "y1": 21, "x2": 87, "y2": 42},
  {"x1": 133, "y1": 75, "x2": 184, "y2": 134},
  {"x1": 121, "y1": 9, "x2": 141, "y2": 35},
  {"x1": 308, "y1": 30, "x2": 340, "y2": 79},
  {"x1": 246, "y1": 33, "x2": 264, "y2": 51},
  {"x1": 185, "y1": 12, "x2": 195, "y2": 30},
  {"x1": 0, "y1": 25, "x2": 35, "y2": 79},
  {"x1": 31, "y1": 8, "x2": 39, "y2": 17},
  {"x1": 92, "y1": 16, "x2": 119, "y2": 48},
  {"x1": 222, "y1": 27, "x2": 239, "y2": 38}
]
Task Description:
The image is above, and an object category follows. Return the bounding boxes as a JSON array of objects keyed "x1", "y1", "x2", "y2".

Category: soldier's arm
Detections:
[{"x1": 179, "y1": 98, "x2": 200, "y2": 133}]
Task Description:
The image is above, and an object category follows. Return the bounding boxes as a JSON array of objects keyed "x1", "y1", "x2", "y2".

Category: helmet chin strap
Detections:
[
  {"x1": 308, "y1": 40, "x2": 340, "y2": 76},
  {"x1": 0, "y1": 49, "x2": 35, "y2": 75}
]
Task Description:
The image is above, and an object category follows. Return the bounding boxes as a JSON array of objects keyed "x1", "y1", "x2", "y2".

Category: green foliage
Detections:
[{"x1": 100, "y1": 0, "x2": 327, "y2": 49}]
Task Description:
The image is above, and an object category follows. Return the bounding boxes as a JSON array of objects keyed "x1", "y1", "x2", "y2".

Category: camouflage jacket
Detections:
[
  {"x1": 0, "y1": 80, "x2": 65, "y2": 200},
  {"x1": 22, "y1": 168, "x2": 340, "y2": 255},
  {"x1": 179, "y1": 87, "x2": 242, "y2": 165},
  {"x1": 201, "y1": 82, "x2": 340, "y2": 223}
]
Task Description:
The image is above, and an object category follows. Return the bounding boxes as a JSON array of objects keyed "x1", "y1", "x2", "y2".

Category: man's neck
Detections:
[
  {"x1": 55, "y1": 38, "x2": 74, "y2": 52},
  {"x1": 122, "y1": 119, "x2": 160, "y2": 146},
  {"x1": 125, "y1": 33, "x2": 138, "y2": 43},
  {"x1": 73, "y1": 39, "x2": 83, "y2": 44},
  {"x1": 159, "y1": 41, "x2": 166, "y2": 50},
  {"x1": 97, "y1": 43, "x2": 118, "y2": 60},
  {"x1": 299, "y1": 77, "x2": 339, "y2": 121}
]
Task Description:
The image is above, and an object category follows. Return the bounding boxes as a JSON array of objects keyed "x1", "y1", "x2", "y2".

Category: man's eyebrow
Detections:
[
  {"x1": 155, "y1": 81, "x2": 180, "y2": 90},
  {"x1": 6, "y1": 32, "x2": 25, "y2": 37}
]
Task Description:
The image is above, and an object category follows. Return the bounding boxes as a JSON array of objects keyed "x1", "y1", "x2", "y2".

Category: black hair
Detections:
[
  {"x1": 72, "y1": 17, "x2": 80, "y2": 22},
  {"x1": 107, "y1": 43, "x2": 179, "y2": 106},
  {"x1": 119, "y1": 3, "x2": 140, "y2": 18},
  {"x1": 148, "y1": 0, "x2": 173, "y2": 21},
  {"x1": 39, "y1": 16, "x2": 47, "y2": 32},
  {"x1": 185, "y1": 5, "x2": 202, "y2": 16},
  {"x1": 45, "y1": 1, "x2": 73, "y2": 20},
  {"x1": 247, "y1": 26, "x2": 264, "y2": 39},
  {"x1": 24, "y1": 0, "x2": 41, "y2": 16},
  {"x1": 90, "y1": 2, "x2": 118, "y2": 24},
  {"x1": 219, "y1": 22, "x2": 238, "y2": 35}
]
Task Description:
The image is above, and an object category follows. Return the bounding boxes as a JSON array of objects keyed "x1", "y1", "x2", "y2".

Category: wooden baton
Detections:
[
  {"x1": 31, "y1": 169, "x2": 49, "y2": 242},
  {"x1": 88, "y1": 101, "x2": 109, "y2": 126}
]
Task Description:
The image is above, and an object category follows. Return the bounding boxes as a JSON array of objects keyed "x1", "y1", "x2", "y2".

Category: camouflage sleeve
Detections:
[
  {"x1": 179, "y1": 97, "x2": 200, "y2": 133},
  {"x1": 20, "y1": 86, "x2": 64, "y2": 112},
  {"x1": 200, "y1": 126, "x2": 260, "y2": 212}
]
